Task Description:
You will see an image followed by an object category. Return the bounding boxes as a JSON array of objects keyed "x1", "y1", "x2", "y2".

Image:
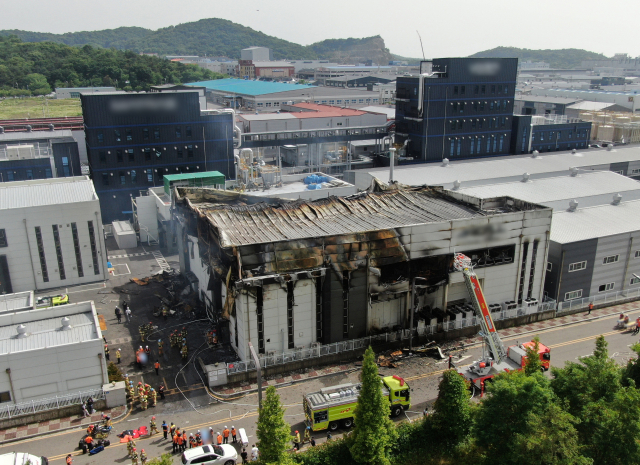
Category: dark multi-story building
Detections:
[
  {"x1": 81, "y1": 91, "x2": 233, "y2": 223},
  {"x1": 510, "y1": 115, "x2": 592, "y2": 155},
  {"x1": 0, "y1": 129, "x2": 81, "y2": 182},
  {"x1": 395, "y1": 58, "x2": 518, "y2": 162}
]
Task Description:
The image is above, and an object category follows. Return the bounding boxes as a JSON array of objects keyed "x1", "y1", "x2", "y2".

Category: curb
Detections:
[
  {"x1": 209, "y1": 367, "x2": 360, "y2": 398},
  {"x1": 0, "y1": 405, "x2": 130, "y2": 447}
]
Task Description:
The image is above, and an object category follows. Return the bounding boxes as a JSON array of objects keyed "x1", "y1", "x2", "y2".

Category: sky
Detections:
[{"x1": 2, "y1": 0, "x2": 637, "y2": 58}]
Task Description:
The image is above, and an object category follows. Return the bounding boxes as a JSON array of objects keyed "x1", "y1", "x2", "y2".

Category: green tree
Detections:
[
  {"x1": 622, "y1": 342, "x2": 640, "y2": 387},
  {"x1": 145, "y1": 453, "x2": 174, "y2": 464},
  {"x1": 430, "y1": 369, "x2": 472, "y2": 448},
  {"x1": 473, "y1": 370, "x2": 554, "y2": 463},
  {"x1": 256, "y1": 386, "x2": 291, "y2": 464},
  {"x1": 347, "y1": 346, "x2": 397, "y2": 465},
  {"x1": 107, "y1": 362, "x2": 124, "y2": 382},
  {"x1": 524, "y1": 336, "x2": 543, "y2": 375},
  {"x1": 25, "y1": 73, "x2": 50, "y2": 95},
  {"x1": 551, "y1": 335, "x2": 621, "y2": 418},
  {"x1": 512, "y1": 403, "x2": 591, "y2": 465}
]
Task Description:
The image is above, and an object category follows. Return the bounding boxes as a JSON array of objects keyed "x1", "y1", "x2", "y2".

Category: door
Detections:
[{"x1": 0, "y1": 255, "x2": 12, "y2": 294}]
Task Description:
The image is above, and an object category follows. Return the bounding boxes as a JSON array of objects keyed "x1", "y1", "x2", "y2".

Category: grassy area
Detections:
[{"x1": 0, "y1": 97, "x2": 82, "y2": 120}]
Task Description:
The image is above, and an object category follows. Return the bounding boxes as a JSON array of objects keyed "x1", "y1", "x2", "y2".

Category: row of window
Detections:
[
  {"x1": 96, "y1": 126, "x2": 194, "y2": 145},
  {"x1": 568, "y1": 255, "x2": 620, "y2": 272},
  {"x1": 450, "y1": 100, "x2": 510, "y2": 113},
  {"x1": 448, "y1": 117, "x2": 509, "y2": 131},
  {"x1": 253, "y1": 97, "x2": 379, "y2": 108},
  {"x1": 453, "y1": 84, "x2": 510, "y2": 96},
  {"x1": 532, "y1": 129, "x2": 589, "y2": 142},
  {"x1": 448, "y1": 134, "x2": 506, "y2": 156},
  {"x1": 565, "y1": 277, "x2": 640, "y2": 301},
  {"x1": 97, "y1": 145, "x2": 195, "y2": 163},
  {"x1": 100, "y1": 166, "x2": 201, "y2": 186}
]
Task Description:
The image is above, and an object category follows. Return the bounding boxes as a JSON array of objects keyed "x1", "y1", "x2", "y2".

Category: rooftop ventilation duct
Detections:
[
  {"x1": 389, "y1": 148, "x2": 396, "y2": 184},
  {"x1": 452, "y1": 180, "x2": 461, "y2": 190},
  {"x1": 522, "y1": 172, "x2": 530, "y2": 182},
  {"x1": 531, "y1": 150, "x2": 539, "y2": 158},
  {"x1": 441, "y1": 158, "x2": 449, "y2": 167},
  {"x1": 572, "y1": 148, "x2": 577, "y2": 154},
  {"x1": 568, "y1": 199, "x2": 579, "y2": 212},
  {"x1": 570, "y1": 167, "x2": 578, "y2": 177},
  {"x1": 613, "y1": 193, "x2": 622, "y2": 205},
  {"x1": 16, "y1": 325, "x2": 28, "y2": 338},
  {"x1": 25, "y1": 125, "x2": 32, "y2": 132},
  {"x1": 61, "y1": 317, "x2": 72, "y2": 331},
  {"x1": 48, "y1": 124, "x2": 55, "y2": 131},
  {"x1": 607, "y1": 144, "x2": 614, "y2": 151}
]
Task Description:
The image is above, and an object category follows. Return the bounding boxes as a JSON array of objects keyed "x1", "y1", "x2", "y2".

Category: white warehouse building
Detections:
[
  {"x1": 0, "y1": 300, "x2": 108, "y2": 404},
  {"x1": 0, "y1": 177, "x2": 108, "y2": 293}
]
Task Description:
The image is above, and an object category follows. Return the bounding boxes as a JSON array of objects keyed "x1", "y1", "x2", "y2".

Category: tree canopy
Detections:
[{"x1": 0, "y1": 35, "x2": 224, "y2": 96}]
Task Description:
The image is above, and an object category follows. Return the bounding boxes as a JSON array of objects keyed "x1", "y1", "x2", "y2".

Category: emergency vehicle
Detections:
[
  {"x1": 36, "y1": 294, "x2": 69, "y2": 308},
  {"x1": 303, "y1": 375, "x2": 410, "y2": 431},
  {"x1": 453, "y1": 253, "x2": 551, "y2": 394}
]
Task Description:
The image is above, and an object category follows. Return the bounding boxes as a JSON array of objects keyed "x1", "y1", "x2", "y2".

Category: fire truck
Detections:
[
  {"x1": 303, "y1": 375, "x2": 410, "y2": 431},
  {"x1": 453, "y1": 253, "x2": 550, "y2": 394}
]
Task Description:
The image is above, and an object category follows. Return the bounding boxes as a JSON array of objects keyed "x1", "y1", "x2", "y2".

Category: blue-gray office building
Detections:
[
  {"x1": 81, "y1": 91, "x2": 233, "y2": 223},
  {"x1": 395, "y1": 58, "x2": 518, "y2": 162}
]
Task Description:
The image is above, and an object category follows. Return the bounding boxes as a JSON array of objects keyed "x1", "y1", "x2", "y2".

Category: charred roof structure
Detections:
[{"x1": 174, "y1": 186, "x2": 552, "y2": 361}]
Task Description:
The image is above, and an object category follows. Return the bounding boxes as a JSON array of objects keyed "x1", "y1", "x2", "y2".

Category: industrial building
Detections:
[
  {"x1": 238, "y1": 61, "x2": 295, "y2": 80},
  {"x1": 395, "y1": 58, "x2": 518, "y2": 162},
  {"x1": 80, "y1": 91, "x2": 235, "y2": 223},
  {"x1": 0, "y1": 129, "x2": 82, "y2": 182},
  {"x1": 0, "y1": 300, "x2": 107, "y2": 404},
  {"x1": 187, "y1": 79, "x2": 384, "y2": 111},
  {"x1": 451, "y1": 170, "x2": 640, "y2": 211},
  {"x1": 510, "y1": 115, "x2": 592, "y2": 154},
  {"x1": 513, "y1": 95, "x2": 582, "y2": 116},
  {"x1": 345, "y1": 144, "x2": 640, "y2": 190},
  {"x1": 545, "y1": 199, "x2": 640, "y2": 303},
  {"x1": 55, "y1": 87, "x2": 116, "y2": 99},
  {"x1": 174, "y1": 185, "x2": 552, "y2": 361},
  {"x1": 240, "y1": 47, "x2": 273, "y2": 62},
  {"x1": 325, "y1": 74, "x2": 395, "y2": 88},
  {"x1": 0, "y1": 176, "x2": 108, "y2": 293},
  {"x1": 529, "y1": 88, "x2": 640, "y2": 113}
]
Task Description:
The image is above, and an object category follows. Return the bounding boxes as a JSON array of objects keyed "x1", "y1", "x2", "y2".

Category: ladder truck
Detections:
[{"x1": 453, "y1": 253, "x2": 551, "y2": 394}]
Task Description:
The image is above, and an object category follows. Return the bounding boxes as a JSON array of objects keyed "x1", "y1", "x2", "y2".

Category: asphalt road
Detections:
[{"x1": 5, "y1": 307, "x2": 640, "y2": 464}]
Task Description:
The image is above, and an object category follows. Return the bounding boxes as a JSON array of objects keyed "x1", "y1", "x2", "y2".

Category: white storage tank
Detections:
[{"x1": 112, "y1": 221, "x2": 137, "y2": 249}]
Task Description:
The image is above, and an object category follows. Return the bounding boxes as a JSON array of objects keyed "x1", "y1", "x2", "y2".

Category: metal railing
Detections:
[
  {"x1": 557, "y1": 287, "x2": 640, "y2": 313},
  {"x1": 226, "y1": 302, "x2": 557, "y2": 375},
  {"x1": 0, "y1": 388, "x2": 105, "y2": 420}
]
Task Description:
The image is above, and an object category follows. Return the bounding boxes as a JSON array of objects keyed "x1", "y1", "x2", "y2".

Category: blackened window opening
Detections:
[
  {"x1": 52, "y1": 225, "x2": 65, "y2": 280},
  {"x1": 71, "y1": 223, "x2": 83, "y2": 277},
  {"x1": 342, "y1": 274, "x2": 350, "y2": 338},
  {"x1": 34, "y1": 227, "x2": 48, "y2": 282},
  {"x1": 287, "y1": 281, "x2": 295, "y2": 350},
  {"x1": 256, "y1": 286, "x2": 265, "y2": 354},
  {"x1": 518, "y1": 242, "x2": 529, "y2": 304},
  {"x1": 315, "y1": 277, "x2": 323, "y2": 341},
  {"x1": 527, "y1": 240, "x2": 539, "y2": 299},
  {"x1": 87, "y1": 221, "x2": 100, "y2": 275}
]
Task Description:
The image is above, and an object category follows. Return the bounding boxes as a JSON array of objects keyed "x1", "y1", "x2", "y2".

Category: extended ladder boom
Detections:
[{"x1": 454, "y1": 254, "x2": 507, "y2": 363}]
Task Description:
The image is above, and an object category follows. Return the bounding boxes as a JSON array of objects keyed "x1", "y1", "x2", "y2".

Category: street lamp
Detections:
[{"x1": 409, "y1": 277, "x2": 429, "y2": 350}]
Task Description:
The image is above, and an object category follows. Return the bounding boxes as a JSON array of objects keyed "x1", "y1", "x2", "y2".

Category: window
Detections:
[
  {"x1": 154, "y1": 127, "x2": 160, "y2": 140},
  {"x1": 499, "y1": 134, "x2": 504, "y2": 151},
  {"x1": 116, "y1": 150, "x2": 123, "y2": 163},
  {"x1": 480, "y1": 101, "x2": 485, "y2": 111},
  {"x1": 631, "y1": 276, "x2": 640, "y2": 285},
  {"x1": 472, "y1": 119, "x2": 477, "y2": 130},
  {"x1": 257, "y1": 103, "x2": 263, "y2": 107},
  {"x1": 52, "y1": 225, "x2": 65, "y2": 280},
  {"x1": 450, "y1": 120, "x2": 456, "y2": 131},
  {"x1": 336, "y1": 100, "x2": 342, "y2": 104},
  {"x1": 476, "y1": 138, "x2": 481, "y2": 153},
  {"x1": 491, "y1": 85, "x2": 496, "y2": 94},
  {"x1": 450, "y1": 139, "x2": 454, "y2": 155},
  {"x1": 87, "y1": 221, "x2": 100, "y2": 275},
  {"x1": 474, "y1": 85, "x2": 479, "y2": 94},
  {"x1": 603, "y1": 255, "x2": 619, "y2": 265},
  {"x1": 99, "y1": 151, "x2": 107, "y2": 163},
  {"x1": 156, "y1": 168, "x2": 164, "y2": 182},
  {"x1": 177, "y1": 148, "x2": 183, "y2": 158},
  {"x1": 503, "y1": 100, "x2": 508, "y2": 110},
  {"x1": 0, "y1": 230, "x2": 7, "y2": 248},
  {"x1": 0, "y1": 391, "x2": 10, "y2": 403},
  {"x1": 632, "y1": 169, "x2": 640, "y2": 175},
  {"x1": 598, "y1": 283, "x2": 614, "y2": 292},
  {"x1": 565, "y1": 290, "x2": 582, "y2": 301},
  {"x1": 144, "y1": 148, "x2": 151, "y2": 160},
  {"x1": 460, "y1": 85, "x2": 466, "y2": 95},
  {"x1": 569, "y1": 261, "x2": 586, "y2": 272},
  {"x1": 470, "y1": 137, "x2": 475, "y2": 155},
  {"x1": 481, "y1": 85, "x2": 486, "y2": 94},
  {"x1": 492, "y1": 135, "x2": 497, "y2": 153},
  {"x1": 97, "y1": 133, "x2": 104, "y2": 144},
  {"x1": 358, "y1": 99, "x2": 364, "y2": 104},
  {"x1": 35, "y1": 226, "x2": 48, "y2": 282},
  {"x1": 120, "y1": 171, "x2": 126, "y2": 185},
  {"x1": 126, "y1": 129, "x2": 132, "y2": 141},
  {"x1": 490, "y1": 101, "x2": 494, "y2": 110},
  {"x1": 635, "y1": 250, "x2": 640, "y2": 258},
  {"x1": 547, "y1": 262, "x2": 552, "y2": 271},
  {"x1": 45, "y1": 168, "x2": 52, "y2": 178},
  {"x1": 459, "y1": 102, "x2": 465, "y2": 113},
  {"x1": 62, "y1": 156, "x2": 70, "y2": 176},
  {"x1": 487, "y1": 137, "x2": 491, "y2": 152},
  {"x1": 131, "y1": 170, "x2": 137, "y2": 183},
  {"x1": 102, "y1": 173, "x2": 109, "y2": 185},
  {"x1": 143, "y1": 128, "x2": 149, "y2": 141},
  {"x1": 187, "y1": 145, "x2": 194, "y2": 157},
  {"x1": 265, "y1": 103, "x2": 272, "y2": 107},
  {"x1": 504, "y1": 85, "x2": 509, "y2": 94},
  {"x1": 71, "y1": 222, "x2": 83, "y2": 278},
  {"x1": 6, "y1": 172, "x2": 13, "y2": 181},
  {"x1": 456, "y1": 139, "x2": 461, "y2": 156},
  {"x1": 175, "y1": 127, "x2": 182, "y2": 138},
  {"x1": 453, "y1": 86, "x2": 459, "y2": 95},
  {"x1": 114, "y1": 129, "x2": 121, "y2": 142},
  {"x1": 478, "y1": 119, "x2": 483, "y2": 129},
  {"x1": 458, "y1": 120, "x2": 463, "y2": 130},
  {"x1": 127, "y1": 149, "x2": 134, "y2": 161},
  {"x1": 146, "y1": 169, "x2": 153, "y2": 183}
]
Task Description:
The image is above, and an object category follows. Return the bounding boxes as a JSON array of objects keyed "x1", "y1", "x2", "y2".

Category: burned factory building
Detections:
[{"x1": 173, "y1": 186, "x2": 552, "y2": 362}]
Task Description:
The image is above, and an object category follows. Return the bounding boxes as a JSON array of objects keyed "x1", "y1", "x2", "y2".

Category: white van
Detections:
[{"x1": 0, "y1": 452, "x2": 48, "y2": 465}]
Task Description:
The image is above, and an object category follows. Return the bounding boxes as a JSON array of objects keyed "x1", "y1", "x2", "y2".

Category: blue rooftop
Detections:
[{"x1": 185, "y1": 79, "x2": 313, "y2": 96}]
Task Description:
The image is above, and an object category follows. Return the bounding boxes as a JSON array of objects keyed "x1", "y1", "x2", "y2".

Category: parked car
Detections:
[
  {"x1": 182, "y1": 444, "x2": 237, "y2": 465},
  {"x1": 0, "y1": 452, "x2": 48, "y2": 464}
]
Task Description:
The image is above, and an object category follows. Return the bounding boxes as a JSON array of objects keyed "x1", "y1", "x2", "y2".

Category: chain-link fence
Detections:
[{"x1": 0, "y1": 388, "x2": 105, "y2": 420}]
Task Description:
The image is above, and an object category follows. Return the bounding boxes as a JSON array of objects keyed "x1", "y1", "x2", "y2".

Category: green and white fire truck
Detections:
[{"x1": 303, "y1": 375, "x2": 410, "y2": 431}]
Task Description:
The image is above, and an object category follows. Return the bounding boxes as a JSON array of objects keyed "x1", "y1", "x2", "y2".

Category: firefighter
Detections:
[
  {"x1": 231, "y1": 426, "x2": 237, "y2": 443},
  {"x1": 162, "y1": 306, "x2": 168, "y2": 321},
  {"x1": 170, "y1": 422, "x2": 176, "y2": 437},
  {"x1": 181, "y1": 344, "x2": 188, "y2": 360},
  {"x1": 149, "y1": 416, "x2": 158, "y2": 435},
  {"x1": 131, "y1": 448, "x2": 138, "y2": 465},
  {"x1": 127, "y1": 438, "x2": 136, "y2": 457},
  {"x1": 137, "y1": 381, "x2": 144, "y2": 397},
  {"x1": 150, "y1": 388, "x2": 157, "y2": 407},
  {"x1": 303, "y1": 426, "x2": 311, "y2": 444},
  {"x1": 169, "y1": 331, "x2": 177, "y2": 348},
  {"x1": 158, "y1": 384, "x2": 165, "y2": 400},
  {"x1": 635, "y1": 317, "x2": 640, "y2": 335},
  {"x1": 157, "y1": 339, "x2": 164, "y2": 356},
  {"x1": 140, "y1": 394, "x2": 148, "y2": 411},
  {"x1": 144, "y1": 384, "x2": 151, "y2": 396},
  {"x1": 104, "y1": 345, "x2": 110, "y2": 361},
  {"x1": 87, "y1": 424, "x2": 95, "y2": 436},
  {"x1": 207, "y1": 331, "x2": 214, "y2": 345},
  {"x1": 189, "y1": 433, "x2": 196, "y2": 448},
  {"x1": 116, "y1": 348, "x2": 121, "y2": 364},
  {"x1": 140, "y1": 449, "x2": 147, "y2": 465},
  {"x1": 293, "y1": 430, "x2": 301, "y2": 450},
  {"x1": 104, "y1": 415, "x2": 113, "y2": 429},
  {"x1": 181, "y1": 326, "x2": 188, "y2": 339},
  {"x1": 139, "y1": 325, "x2": 147, "y2": 342}
]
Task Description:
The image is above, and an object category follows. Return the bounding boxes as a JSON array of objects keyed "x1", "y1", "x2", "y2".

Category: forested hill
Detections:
[
  {"x1": 0, "y1": 36, "x2": 223, "y2": 96},
  {"x1": 469, "y1": 46, "x2": 608, "y2": 69},
  {"x1": 308, "y1": 36, "x2": 393, "y2": 64},
  {"x1": 0, "y1": 19, "x2": 317, "y2": 60}
]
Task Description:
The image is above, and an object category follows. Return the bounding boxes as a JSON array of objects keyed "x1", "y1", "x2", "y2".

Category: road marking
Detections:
[{"x1": 151, "y1": 251, "x2": 171, "y2": 272}]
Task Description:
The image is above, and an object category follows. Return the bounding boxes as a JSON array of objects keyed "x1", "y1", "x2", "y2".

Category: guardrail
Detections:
[
  {"x1": 0, "y1": 388, "x2": 105, "y2": 420},
  {"x1": 557, "y1": 287, "x2": 640, "y2": 313},
  {"x1": 226, "y1": 302, "x2": 557, "y2": 375}
]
